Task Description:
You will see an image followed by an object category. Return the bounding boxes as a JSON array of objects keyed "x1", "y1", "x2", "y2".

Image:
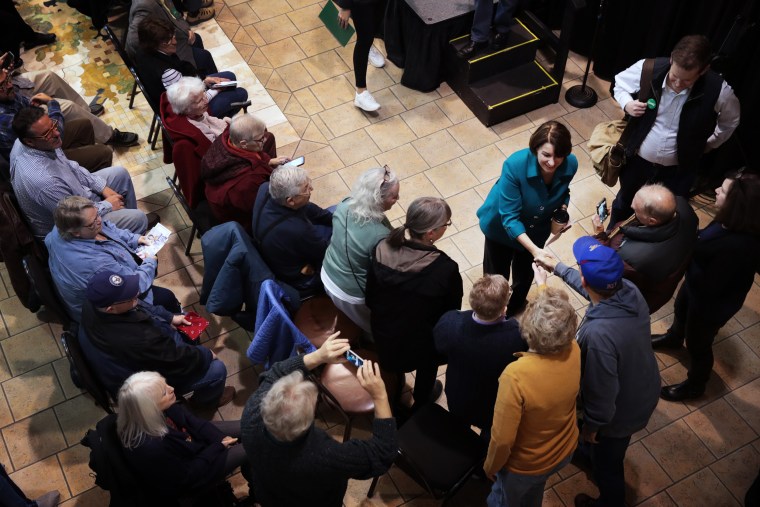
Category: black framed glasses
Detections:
[
  {"x1": 81, "y1": 214, "x2": 101, "y2": 230},
  {"x1": 31, "y1": 119, "x2": 59, "y2": 140}
]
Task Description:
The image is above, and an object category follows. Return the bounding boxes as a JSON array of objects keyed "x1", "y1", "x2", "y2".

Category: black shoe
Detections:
[
  {"x1": 108, "y1": 128, "x2": 139, "y2": 147},
  {"x1": 574, "y1": 493, "x2": 597, "y2": 507},
  {"x1": 146, "y1": 212, "x2": 160, "y2": 230},
  {"x1": 429, "y1": 379, "x2": 443, "y2": 403},
  {"x1": 457, "y1": 39, "x2": 488, "y2": 59},
  {"x1": 660, "y1": 380, "x2": 705, "y2": 402},
  {"x1": 24, "y1": 32, "x2": 56, "y2": 50},
  {"x1": 651, "y1": 332, "x2": 683, "y2": 350},
  {"x1": 493, "y1": 32, "x2": 510, "y2": 49},
  {"x1": 89, "y1": 103, "x2": 105, "y2": 116}
]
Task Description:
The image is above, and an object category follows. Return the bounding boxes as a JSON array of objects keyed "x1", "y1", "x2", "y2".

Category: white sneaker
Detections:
[
  {"x1": 368, "y1": 45, "x2": 385, "y2": 68},
  {"x1": 354, "y1": 90, "x2": 380, "y2": 112}
]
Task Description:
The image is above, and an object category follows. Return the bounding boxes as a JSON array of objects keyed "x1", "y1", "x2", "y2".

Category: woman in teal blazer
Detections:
[{"x1": 477, "y1": 121, "x2": 578, "y2": 315}]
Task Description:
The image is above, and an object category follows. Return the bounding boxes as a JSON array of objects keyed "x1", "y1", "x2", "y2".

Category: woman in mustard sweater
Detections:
[{"x1": 483, "y1": 283, "x2": 580, "y2": 507}]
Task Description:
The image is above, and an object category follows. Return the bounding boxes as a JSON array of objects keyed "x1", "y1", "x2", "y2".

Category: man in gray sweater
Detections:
[{"x1": 536, "y1": 237, "x2": 660, "y2": 507}]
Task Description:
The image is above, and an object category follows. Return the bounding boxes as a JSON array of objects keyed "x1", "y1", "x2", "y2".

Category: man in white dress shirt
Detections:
[{"x1": 609, "y1": 34, "x2": 740, "y2": 226}]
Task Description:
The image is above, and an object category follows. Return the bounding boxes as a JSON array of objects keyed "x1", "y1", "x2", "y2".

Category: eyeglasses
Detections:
[
  {"x1": 81, "y1": 214, "x2": 101, "y2": 230},
  {"x1": 31, "y1": 119, "x2": 59, "y2": 140},
  {"x1": 380, "y1": 165, "x2": 391, "y2": 187},
  {"x1": 294, "y1": 182, "x2": 313, "y2": 197},
  {"x1": 252, "y1": 134, "x2": 267, "y2": 143}
]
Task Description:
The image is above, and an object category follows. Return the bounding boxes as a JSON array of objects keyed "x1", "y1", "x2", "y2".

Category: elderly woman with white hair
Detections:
[
  {"x1": 165, "y1": 77, "x2": 234, "y2": 143},
  {"x1": 241, "y1": 332, "x2": 397, "y2": 507},
  {"x1": 321, "y1": 166, "x2": 400, "y2": 332},
  {"x1": 201, "y1": 113, "x2": 291, "y2": 233},
  {"x1": 252, "y1": 165, "x2": 333, "y2": 296},
  {"x1": 116, "y1": 371, "x2": 252, "y2": 499}
]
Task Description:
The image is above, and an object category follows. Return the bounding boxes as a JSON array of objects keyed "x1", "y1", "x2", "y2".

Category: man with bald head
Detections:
[
  {"x1": 200, "y1": 113, "x2": 290, "y2": 233},
  {"x1": 592, "y1": 183, "x2": 698, "y2": 313}
]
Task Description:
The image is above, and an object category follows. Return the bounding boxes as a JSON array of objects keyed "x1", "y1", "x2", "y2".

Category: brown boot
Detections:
[{"x1": 187, "y1": 7, "x2": 215, "y2": 25}]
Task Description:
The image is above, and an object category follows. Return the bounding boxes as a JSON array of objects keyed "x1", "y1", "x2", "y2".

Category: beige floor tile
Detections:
[
  {"x1": 284, "y1": 0, "x2": 321, "y2": 9},
  {"x1": 154, "y1": 268, "x2": 200, "y2": 306},
  {"x1": 435, "y1": 93, "x2": 476, "y2": 125},
  {"x1": 624, "y1": 441, "x2": 674, "y2": 505},
  {"x1": 0, "y1": 347, "x2": 8, "y2": 384},
  {"x1": 450, "y1": 225, "x2": 486, "y2": 267},
  {"x1": 205, "y1": 327, "x2": 254, "y2": 377},
  {"x1": 337, "y1": 158, "x2": 381, "y2": 192},
  {"x1": 635, "y1": 491, "x2": 678, "y2": 506},
  {"x1": 445, "y1": 189, "x2": 483, "y2": 231},
  {"x1": 553, "y1": 470, "x2": 599, "y2": 506},
  {"x1": 3, "y1": 409, "x2": 67, "y2": 469},
  {"x1": 330, "y1": 129, "x2": 382, "y2": 167},
  {"x1": 364, "y1": 67, "x2": 397, "y2": 95},
  {"x1": 395, "y1": 173, "x2": 440, "y2": 212},
  {"x1": 59, "y1": 486, "x2": 110, "y2": 506},
  {"x1": 425, "y1": 159, "x2": 479, "y2": 199},
  {"x1": 319, "y1": 102, "x2": 371, "y2": 137},
  {"x1": 448, "y1": 117, "x2": 501, "y2": 153},
  {"x1": 51, "y1": 357, "x2": 84, "y2": 400},
  {"x1": 58, "y1": 444, "x2": 97, "y2": 496},
  {"x1": 1, "y1": 324, "x2": 60, "y2": 377},
  {"x1": 9, "y1": 455, "x2": 71, "y2": 502},
  {"x1": 374, "y1": 143, "x2": 428, "y2": 181},
  {"x1": 294, "y1": 87, "x2": 325, "y2": 115},
  {"x1": 710, "y1": 444, "x2": 760, "y2": 503},
  {"x1": 724, "y1": 378, "x2": 760, "y2": 433},
  {"x1": 365, "y1": 116, "x2": 417, "y2": 152},
  {"x1": 598, "y1": 96, "x2": 625, "y2": 121},
  {"x1": 0, "y1": 297, "x2": 44, "y2": 336},
  {"x1": 666, "y1": 468, "x2": 739, "y2": 506},
  {"x1": 302, "y1": 51, "x2": 351, "y2": 82},
  {"x1": 3, "y1": 364, "x2": 65, "y2": 421},
  {"x1": 400, "y1": 102, "x2": 453, "y2": 139},
  {"x1": 54, "y1": 395, "x2": 108, "y2": 447},
  {"x1": 260, "y1": 37, "x2": 306, "y2": 68},
  {"x1": 301, "y1": 145, "x2": 344, "y2": 179},
  {"x1": 525, "y1": 103, "x2": 569, "y2": 126},
  {"x1": 362, "y1": 87, "x2": 407, "y2": 123},
  {"x1": 412, "y1": 130, "x2": 465, "y2": 167},
  {"x1": 735, "y1": 282, "x2": 760, "y2": 329},
  {"x1": 287, "y1": 4, "x2": 323, "y2": 33},
  {"x1": 642, "y1": 419, "x2": 715, "y2": 481},
  {"x1": 312, "y1": 172, "x2": 350, "y2": 209},
  {"x1": 217, "y1": 366, "x2": 259, "y2": 422},
  {"x1": 276, "y1": 62, "x2": 317, "y2": 91},
  {"x1": 495, "y1": 128, "x2": 534, "y2": 158},
  {"x1": 249, "y1": 0, "x2": 292, "y2": 20},
  {"x1": 684, "y1": 398, "x2": 758, "y2": 458},
  {"x1": 460, "y1": 144, "x2": 506, "y2": 183},
  {"x1": 228, "y1": 2, "x2": 260, "y2": 25},
  {"x1": 310, "y1": 75, "x2": 356, "y2": 110},
  {"x1": 562, "y1": 105, "x2": 610, "y2": 142},
  {"x1": 0, "y1": 386, "x2": 12, "y2": 428},
  {"x1": 712, "y1": 335, "x2": 760, "y2": 390},
  {"x1": 294, "y1": 26, "x2": 341, "y2": 57},
  {"x1": 389, "y1": 83, "x2": 440, "y2": 110}
]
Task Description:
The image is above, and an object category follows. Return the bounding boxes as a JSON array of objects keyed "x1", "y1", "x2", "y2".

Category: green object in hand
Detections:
[
  {"x1": 319, "y1": 1, "x2": 355, "y2": 47},
  {"x1": 646, "y1": 98, "x2": 656, "y2": 110}
]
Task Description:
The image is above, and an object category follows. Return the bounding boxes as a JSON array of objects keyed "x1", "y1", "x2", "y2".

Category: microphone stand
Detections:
[{"x1": 565, "y1": 0, "x2": 605, "y2": 108}]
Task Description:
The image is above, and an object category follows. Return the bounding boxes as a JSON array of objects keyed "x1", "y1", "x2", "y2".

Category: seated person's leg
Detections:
[
  {"x1": 60, "y1": 117, "x2": 113, "y2": 172},
  {"x1": 150, "y1": 285, "x2": 182, "y2": 314},
  {"x1": 206, "y1": 72, "x2": 248, "y2": 118},
  {"x1": 104, "y1": 208, "x2": 149, "y2": 235},
  {"x1": 25, "y1": 70, "x2": 90, "y2": 109},
  {"x1": 181, "y1": 358, "x2": 227, "y2": 406},
  {"x1": 190, "y1": 34, "x2": 218, "y2": 75},
  {"x1": 57, "y1": 98, "x2": 113, "y2": 145},
  {"x1": 93, "y1": 165, "x2": 139, "y2": 208}
]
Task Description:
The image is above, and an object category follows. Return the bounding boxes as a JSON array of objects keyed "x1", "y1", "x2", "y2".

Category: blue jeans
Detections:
[
  {"x1": 90, "y1": 165, "x2": 148, "y2": 235},
  {"x1": 178, "y1": 358, "x2": 228, "y2": 406},
  {"x1": 472, "y1": 0, "x2": 524, "y2": 42},
  {"x1": 207, "y1": 71, "x2": 248, "y2": 119},
  {"x1": 487, "y1": 453, "x2": 572, "y2": 507},
  {"x1": 576, "y1": 434, "x2": 632, "y2": 506}
]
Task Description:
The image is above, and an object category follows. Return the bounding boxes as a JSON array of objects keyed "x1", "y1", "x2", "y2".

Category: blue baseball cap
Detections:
[
  {"x1": 86, "y1": 271, "x2": 140, "y2": 308},
  {"x1": 572, "y1": 237, "x2": 624, "y2": 290}
]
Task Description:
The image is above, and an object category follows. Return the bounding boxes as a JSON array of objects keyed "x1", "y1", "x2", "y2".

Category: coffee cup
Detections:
[{"x1": 551, "y1": 208, "x2": 570, "y2": 235}]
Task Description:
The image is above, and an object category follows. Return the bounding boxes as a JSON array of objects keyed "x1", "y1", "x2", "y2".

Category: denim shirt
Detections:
[{"x1": 45, "y1": 221, "x2": 157, "y2": 322}]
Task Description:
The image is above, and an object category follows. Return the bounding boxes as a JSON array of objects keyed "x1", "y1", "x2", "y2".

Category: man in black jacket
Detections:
[
  {"x1": 241, "y1": 332, "x2": 397, "y2": 507},
  {"x1": 609, "y1": 34, "x2": 740, "y2": 226},
  {"x1": 81, "y1": 270, "x2": 234, "y2": 407}
]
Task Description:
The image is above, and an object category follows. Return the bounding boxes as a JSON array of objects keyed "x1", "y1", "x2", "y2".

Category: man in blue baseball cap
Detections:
[{"x1": 535, "y1": 237, "x2": 660, "y2": 507}]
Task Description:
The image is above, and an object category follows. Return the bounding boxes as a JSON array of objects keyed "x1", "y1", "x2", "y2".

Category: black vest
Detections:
[
  {"x1": 134, "y1": 50, "x2": 199, "y2": 110},
  {"x1": 625, "y1": 57, "x2": 723, "y2": 171}
]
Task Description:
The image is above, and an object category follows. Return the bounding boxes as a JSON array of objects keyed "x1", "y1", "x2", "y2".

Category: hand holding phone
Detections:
[
  {"x1": 344, "y1": 349, "x2": 364, "y2": 368},
  {"x1": 212, "y1": 80, "x2": 238, "y2": 89},
  {"x1": 597, "y1": 198, "x2": 608, "y2": 222},
  {"x1": 284, "y1": 156, "x2": 305, "y2": 167}
]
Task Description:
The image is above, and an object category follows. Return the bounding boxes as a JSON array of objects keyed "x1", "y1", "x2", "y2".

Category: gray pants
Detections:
[
  {"x1": 90, "y1": 166, "x2": 147, "y2": 234},
  {"x1": 23, "y1": 70, "x2": 114, "y2": 144}
]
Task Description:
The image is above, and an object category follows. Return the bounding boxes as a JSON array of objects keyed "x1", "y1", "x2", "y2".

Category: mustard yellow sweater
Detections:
[{"x1": 484, "y1": 342, "x2": 581, "y2": 476}]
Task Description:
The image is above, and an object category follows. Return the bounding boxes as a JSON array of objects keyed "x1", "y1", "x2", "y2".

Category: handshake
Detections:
[{"x1": 531, "y1": 252, "x2": 560, "y2": 285}]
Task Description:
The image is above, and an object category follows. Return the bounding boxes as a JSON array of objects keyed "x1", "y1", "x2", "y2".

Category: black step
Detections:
[
  {"x1": 452, "y1": 60, "x2": 559, "y2": 127},
  {"x1": 449, "y1": 19, "x2": 539, "y2": 84}
]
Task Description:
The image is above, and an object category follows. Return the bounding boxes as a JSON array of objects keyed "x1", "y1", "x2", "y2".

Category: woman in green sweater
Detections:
[{"x1": 321, "y1": 166, "x2": 400, "y2": 332}]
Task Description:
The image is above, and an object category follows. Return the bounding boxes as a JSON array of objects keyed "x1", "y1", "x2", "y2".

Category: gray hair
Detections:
[
  {"x1": 636, "y1": 183, "x2": 677, "y2": 224},
  {"x1": 229, "y1": 113, "x2": 266, "y2": 146},
  {"x1": 53, "y1": 196, "x2": 96, "y2": 241},
  {"x1": 166, "y1": 77, "x2": 206, "y2": 116},
  {"x1": 269, "y1": 165, "x2": 309, "y2": 205},
  {"x1": 388, "y1": 196, "x2": 451, "y2": 247},
  {"x1": 347, "y1": 166, "x2": 399, "y2": 226},
  {"x1": 520, "y1": 287, "x2": 577, "y2": 355},
  {"x1": 116, "y1": 372, "x2": 169, "y2": 449},
  {"x1": 261, "y1": 370, "x2": 318, "y2": 442}
]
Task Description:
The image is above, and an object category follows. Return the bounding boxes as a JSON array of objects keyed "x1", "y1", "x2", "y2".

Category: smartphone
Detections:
[
  {"x1": 344, "y1": 349, "x2": 364, "y2": 368},
  {"x1": 284, "y1": 156, "x2": 305, "y2": 167},
  {"x1": 212, "y1": 80, "x2": 238, "y2": 89},
  {"x1": 0, "y1": 51, "x2": 14, "y2": 70},
  {"x1": 597, "y1": 198, "x2": 608, "y2": 222}
]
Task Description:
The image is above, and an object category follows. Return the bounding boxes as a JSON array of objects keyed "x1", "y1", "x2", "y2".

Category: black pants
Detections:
[
  {"x1": 483, "y1": 237, "x2": 534, "y2": 316},
  {"x1": 150, "y1": 284, "x2": 182, "y2": 315},
  {"x1": 212, "y1": 420, "x2": 252, "y2": 486},
  {"x1": 577, "y1": 434, "x2": 632, "y2": 506},
  {"x1": 0, "y1": 0, "x2": 35, "y2": 58},
  {"x1": 351, "y1": 0, "x2": 383, "y2": 88},
  {"x1": 609, "y1": 154, "x2": 694, "y2": 227},
  {"x1": 668, "y1": 285, "x2": 724, "y2": 388}
]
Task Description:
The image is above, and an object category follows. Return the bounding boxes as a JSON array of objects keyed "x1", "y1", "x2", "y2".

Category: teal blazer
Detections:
[{"x1": 477, "y1": 148, "x2": 578, "y2": 249}]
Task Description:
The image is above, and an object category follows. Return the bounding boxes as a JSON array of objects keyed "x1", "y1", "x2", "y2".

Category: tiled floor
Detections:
[{"x1": 3, "y1": 0, "x2": 759, "y2": 505}]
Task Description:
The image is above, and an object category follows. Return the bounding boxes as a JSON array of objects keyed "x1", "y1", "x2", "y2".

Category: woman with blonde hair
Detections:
[
  {"x1": 483, "y1": 284, "x2": 580, "y2": 506},
  {"x1": 366, "y1": 196, "x2": 463, "y2": 410},
  {"x1": 116, "y1": 372, "x2": 250, "y2": 499}
]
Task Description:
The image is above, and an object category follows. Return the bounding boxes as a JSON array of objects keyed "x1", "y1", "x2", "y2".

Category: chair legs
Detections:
[
  {"x1": 367, "y1": 476, "x2": 380, "y2": 498},
  {"x1": 185, "y1": 224, "x2": 197, "y2": 256},
  {"x1": 148, "y1": 114, "x2": 160, "y2": 150},
  {"x1": 128, "y1": 79, "x2": 138, "y2": 109}
]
